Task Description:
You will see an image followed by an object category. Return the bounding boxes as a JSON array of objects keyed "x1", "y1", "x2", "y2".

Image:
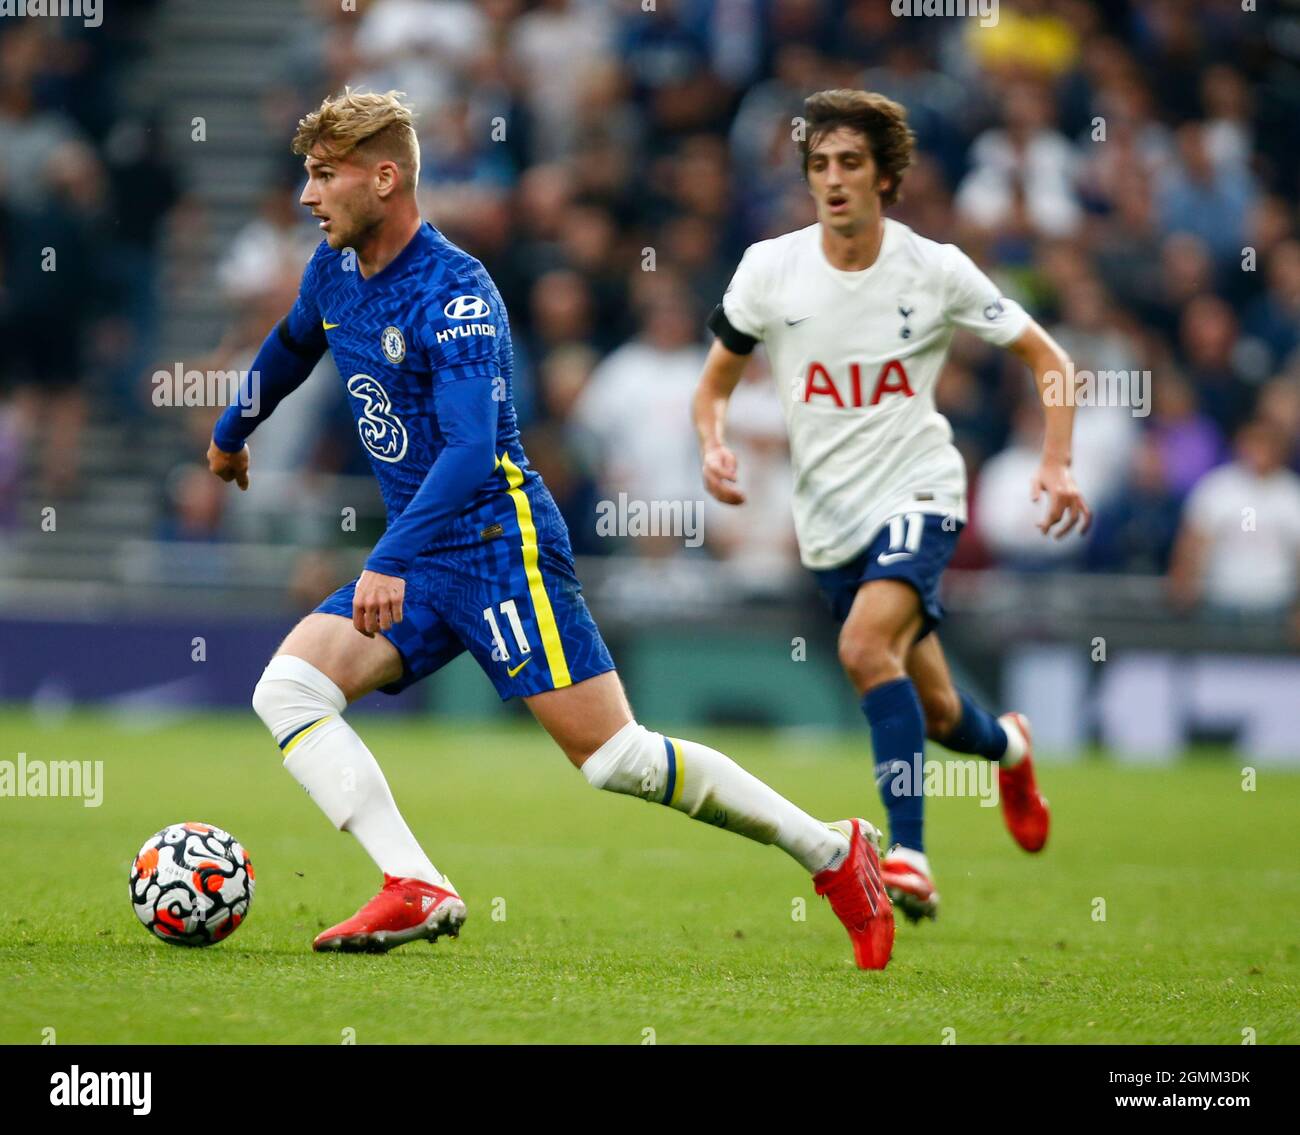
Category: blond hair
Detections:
[{"x1": 292, "y1": 88, "x2": 420, "y2": 191}]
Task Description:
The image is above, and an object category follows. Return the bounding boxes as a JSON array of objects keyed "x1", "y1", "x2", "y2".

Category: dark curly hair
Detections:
[{"x1": 798, "y1": 89, "x2": 916, "y2": 208}]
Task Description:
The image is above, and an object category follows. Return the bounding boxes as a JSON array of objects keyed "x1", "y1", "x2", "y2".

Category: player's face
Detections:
[
  {"x1": 805, "y1": 128, "x2": 888, "y2": 234},
  {"x1": 300, "y1": 150, "x2": 384, "y2": 250}
]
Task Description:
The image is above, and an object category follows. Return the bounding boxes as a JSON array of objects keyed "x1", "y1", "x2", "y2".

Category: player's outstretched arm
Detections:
[
  {"x1": 207, "y1": 317, "x2": 328, "y2": 489},
  {"x1": 1008, "y1": 321, "x2": 1093, "y2": 539},
  {"x1": 207, "y1": 241, "x2": 330, "y2": 486},
  {"x1": 692, "y1": 339, "x2": 751, "y2": 506}
]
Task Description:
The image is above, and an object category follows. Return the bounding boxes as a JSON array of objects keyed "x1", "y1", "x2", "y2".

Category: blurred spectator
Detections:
[
  {"x1": 1147, "y1": 372, "x2": 1226, "y2": 500},
  {"x1": 1177, "y1": 294, "x2": 1255, "y2": 436},
  {"x1": 418, "y1": 93, "x2": 516, "y2": 197},
  {"x1": 2, "y1": 140, "x2": 105, "y2": 496},
  {"x1": 1255, "y1": 378, "x2": 1300, "y2": 470},
  {"x1": 571, "y1": 274, "x2": 707, "y2": 554},
  {"x1": 510, "y1": 0, "x2": 614, "y2": 163},
  {"x1": 1129, "y1": 0, "x2": 1216, "y2": 123},
  {"x1": 1156, "y1": 122, "x2": 1256, "y2": 267},
  {"x1": 353, "y1": 0, "x2": 488, "y2": 115},
  {"x1": 955, "y1": 79, "x2": 1083, "y2": 242},
  {"x1": 0, "y1": 34, "x2": 86, "y2": 213},
  {"x1": 1085, "y1": 435, "x2": 1182, "y2": 574},
  {"x1": 729, "y1": 44, "x2": 822, "y2": 178},
  {"x1": 1170, "y1": 419, "x2": 1300, "y2": 616},
  {"x1": 971, "y1": 400, "x2": 1092, "y2": 570},
  {"x1": 263, "y1": 0, "x2": 363, "y2": 183},
  {"x1": 1242, "y1": 241, "x2": 1300, "y2": 377},
  {"x1": 937, "y1": 358, "x2": 1009, "y2": 472},
  {"x1": 555, "y1": 203, "x2": 634, "y2": 350},
  {"x1": 98, "y1": 114, "x2": 182, "y2": 413},
  {"x1": 1091, "y1": 178, "x2": 1165, "y2": 316},
  {"x1": 1200, "y1": 64, "x2": 1253, "y2": 171},
  {"x1": 1140, "y1": 232, "x2": 1216, "y2": 343},
  {"x1": 218, "y1": 186, "x2": 320, "y2": 309},
  {"x1": 1243, "y1": 196, "x2": 1296, "y2": 269},
  {"x1": 701, "y1": 356, "x2": 798, "y2": 593},
  {"x1": 525, "y1": 344, "x2": 605, "y2": 555},
  {"x1": 157, "y1": 464, "x2": 228, "y2": 543},
  {"x1": 619, "y1": 0, "x2": 731, "y2": 151},
  {"x1": 527, "y1": 267, "x2": 596, "y2": 360},
  {"x1": 0, "y1": 11, "x2": 179, "y2": 513},
  {"x1": 1074, "y1": 69, "x2": 1172, "y2": 212}
]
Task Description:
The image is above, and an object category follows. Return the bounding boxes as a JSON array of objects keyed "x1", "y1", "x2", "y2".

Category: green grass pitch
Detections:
[{"x1": 1, "y1": 707, "x2": 1296, "y2": 1044}]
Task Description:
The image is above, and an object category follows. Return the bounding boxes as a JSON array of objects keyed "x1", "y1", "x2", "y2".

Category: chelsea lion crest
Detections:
[{"x1": 381, "y1": 325, "x2": 406, "y2": 364}]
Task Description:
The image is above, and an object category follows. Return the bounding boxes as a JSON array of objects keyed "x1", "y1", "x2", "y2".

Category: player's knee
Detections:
[
  {"x1": 250, "y1": 667, "x2": 285, "y2": 730},
  {"x1": 251, "y1": 654, "x2": 347, "y2": 746},
  {"x1": 921, "y1": 688, "x2": 962, "y2": 740},
  {"x1": 580, "y1": 720, "x2": 661, "y2": 800},
  {"x1": 837, "y1": 632, "x2": 902, "y2": 690}
]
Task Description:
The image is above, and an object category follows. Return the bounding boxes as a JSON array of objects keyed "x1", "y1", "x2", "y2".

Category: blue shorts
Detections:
[
  {"x1": 316, "y1": 484, "x2": 615, "y2": 700},
  {"x1": 812, "y1": 512, "x2": 962, "y2": 640}
]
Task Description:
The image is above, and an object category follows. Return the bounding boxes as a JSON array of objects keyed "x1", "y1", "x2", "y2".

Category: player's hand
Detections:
[
  {"x1": 702, "y1": 443, "x2": 746, "y2": 505},
  {"x1": 207, "y1": 440, "x2": 250, "y2": 491},
  {"x1": 353, "y1": 570, "x2": 405, "y2": 637},
  {"x1": 1030, "y1": 459, "x2": 1092, "y2": 539}
]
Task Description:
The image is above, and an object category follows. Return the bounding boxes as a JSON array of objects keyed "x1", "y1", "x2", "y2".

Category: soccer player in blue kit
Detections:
[{"x1": 206, "y1": 90, "x2": 896, "y2": 968}]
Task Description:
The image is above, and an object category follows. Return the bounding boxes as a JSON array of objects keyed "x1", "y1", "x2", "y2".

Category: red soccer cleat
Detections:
[
  {"x1": 813, "y1": 818, "x2": 895, "y2": 970},
  {"x1": 313, "y1": 874, "x2": 467, "y2": 953},
  {"x1": 880, "y1": 844, "x2": 939, "y2": 923},
  {"x1": 998, "y1": 713, "x2": 1050, "y2": 853}
]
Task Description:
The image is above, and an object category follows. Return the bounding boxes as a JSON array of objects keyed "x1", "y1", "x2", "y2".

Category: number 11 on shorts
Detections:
[{"x1": 483, "y1": 599, "x2": 531, "y2": 661}]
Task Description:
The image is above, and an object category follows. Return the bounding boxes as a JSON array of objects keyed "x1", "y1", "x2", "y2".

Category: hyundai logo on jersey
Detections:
[{"x1": 444, "y1": 295, "x2": 491, "y2": 319}]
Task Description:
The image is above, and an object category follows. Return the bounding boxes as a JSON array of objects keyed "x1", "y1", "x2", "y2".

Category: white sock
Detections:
[
  {"x1": 998, "y1": 714, "x2": 1028, "y2": 767},
  {"x1": 581, "y1": 721, "x2": 848, "y2": 874},
  {"x1": 252, "y1": 655, "x2": 446, "y2": 888}
]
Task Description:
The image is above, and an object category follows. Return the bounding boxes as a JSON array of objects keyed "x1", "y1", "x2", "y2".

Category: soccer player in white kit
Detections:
[{"x1": 693, "y1": 90, "x2": 1092, "y2": 922}]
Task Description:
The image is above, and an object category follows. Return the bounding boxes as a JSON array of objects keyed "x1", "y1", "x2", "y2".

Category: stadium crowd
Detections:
[
  {"x1": 3, "y1": 0, "x2": 1299, "y2": 622},
  {"x1": 0, "y1": 0, "x2": 174, "y2": 507}
]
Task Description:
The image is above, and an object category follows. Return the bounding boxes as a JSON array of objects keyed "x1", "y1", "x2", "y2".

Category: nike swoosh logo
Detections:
[
  {"x1": 506, "y1": 657, "x2": 532, "y2": 678},
  {"x1": 322, "y1": 320, "x2": 341, "y2": 330},
  {"x1": 785, "y1": 316, "x2": 812, "y2": 326},
  {"x1": 877, "y1": 552, "x2": 913, "y2": 565}
]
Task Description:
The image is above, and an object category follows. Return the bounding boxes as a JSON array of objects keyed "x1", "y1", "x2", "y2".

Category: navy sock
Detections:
[
  {"x1": 861, "y1": 677, "x2": 926, "y2": 853},
  {"x1": 940, "y1": 691, "x2": 1008, "y2": 761}
]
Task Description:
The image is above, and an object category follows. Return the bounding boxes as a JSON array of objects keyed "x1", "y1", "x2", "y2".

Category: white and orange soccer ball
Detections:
[{"x1": 129, "y1": 822, "x2": 254, "y2": 946}]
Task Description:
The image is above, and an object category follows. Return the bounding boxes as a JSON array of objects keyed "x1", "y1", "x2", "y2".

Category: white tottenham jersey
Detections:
[{"x1": 722, "y1": 218, "x2": 1030, "y2": 570}]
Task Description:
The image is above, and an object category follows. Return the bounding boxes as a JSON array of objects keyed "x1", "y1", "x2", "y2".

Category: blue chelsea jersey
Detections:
[{"x1": 287, "y1": 222, "x2": 537, "y2": 548}]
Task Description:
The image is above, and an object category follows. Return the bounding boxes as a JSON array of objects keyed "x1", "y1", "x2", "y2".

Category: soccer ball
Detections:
[{"x1": 129, "y1": 822, "x2": 254, "y2": 946}]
